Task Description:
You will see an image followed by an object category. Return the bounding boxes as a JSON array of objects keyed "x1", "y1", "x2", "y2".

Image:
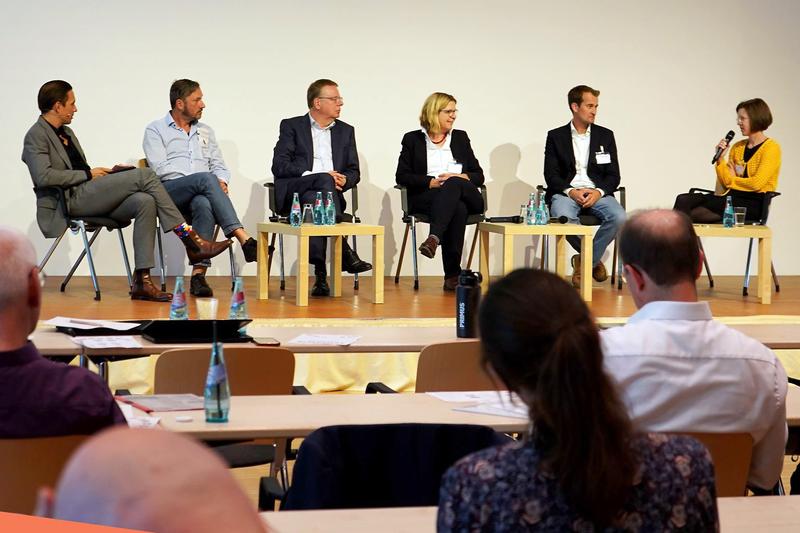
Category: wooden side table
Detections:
[
  {"x1": 257, "y1": 222, "x2": 384, "y2": 306},
  {"x1": 478, "y1": 222, "x2": 595, "y2": 301},
  {"x1": 693, "y1": 224, "x2": 773, "y2": 304}
]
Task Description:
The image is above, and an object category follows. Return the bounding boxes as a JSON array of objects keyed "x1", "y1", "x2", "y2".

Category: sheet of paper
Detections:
[
  {"x1": 71, "y1": 336, "x2": 143, "y2": 349},
  {"x1": 427, "y1": 391, "x2": 510, "y2": 403},
  {"x1": 118, "y1": 394, "x2": 204, "y2": 412},
  {"x1": 288, "y1": 334, "x2": 361, "y2": 346},
  {"x1": 46, "y1": 316, "x2": 141, "y2": 331},
  {"x1": 118, "y1": 402, "x2": 161, "y2": 429},
  {"x1": 453, "y1": 401, "x2": 529, "y2": 420}
]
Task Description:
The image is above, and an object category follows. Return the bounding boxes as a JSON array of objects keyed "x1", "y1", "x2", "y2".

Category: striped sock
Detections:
[{"x1": 173, "y1": 223, "x2": 192, "y2": 239}]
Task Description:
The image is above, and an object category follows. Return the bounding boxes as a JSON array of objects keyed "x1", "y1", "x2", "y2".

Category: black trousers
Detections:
[
  {"x1": 282, "y1": 174, "x2": 348, "y2": 275},
  {"x1": 673, "y1": 190, "x2": 765, "y2": 223},
  {"x1": 409, "y1": 178, "x2": 483, "y2": 277}
]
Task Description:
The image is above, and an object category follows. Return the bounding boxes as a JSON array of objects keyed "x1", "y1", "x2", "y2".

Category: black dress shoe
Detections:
[
  {"x1": 190, "y1": 274, "x2": 214, "y2": 297},
  {"x1": 241, "y1": 237, "x2": 258, "y2": 263},
  {"x1": 342, "y1": 248, "x2": 372, "y2": 273},
  {"x1": 419, "y1": 236, "x2": 438, "y2": 259},
  {"x1": 311, "y1": 275, "x2": 330, "y2": 297}
]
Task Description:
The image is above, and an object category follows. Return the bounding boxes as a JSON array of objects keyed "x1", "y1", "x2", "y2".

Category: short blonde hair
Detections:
[{"x1": 419, "y1": 92, "x2": 456, "y2": 135}]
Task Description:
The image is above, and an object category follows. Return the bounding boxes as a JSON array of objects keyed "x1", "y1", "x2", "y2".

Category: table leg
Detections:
[
  {"x1": 331, "y1": 235, "x2": 343, "y2": 297},
  {"x1": 479, "y1": 229, "x2": 490, "y2": 294},
  {"x1": 758, "y1": 236, "x2": 772, "y2": 305},
  {"x1": 373, "y1": 232, "x2": 384, "y2": 303},
  {"x1": 555, "y1": 235, "x2": 567, "y2": 277},
  {"x1": 502, "y1": 235, "x2": 514, "y2": 275},
  {"x1": 580, "y1": 234, "x2": 593, "y2": 302},
  {"x1": 296, "y1": 236, "x2": 309, "y2": 307},
  {"x1": 258, "y1": 230, "x2": 270, "y2": 300}
]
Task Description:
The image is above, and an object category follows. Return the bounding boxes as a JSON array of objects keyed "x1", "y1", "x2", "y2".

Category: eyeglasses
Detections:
[
  {"x1": 318, "y1": 96, "x2": 344, "y2": 104},
  {"x1": 440, "y1": 109, "x2": 458, "y2": 116}
]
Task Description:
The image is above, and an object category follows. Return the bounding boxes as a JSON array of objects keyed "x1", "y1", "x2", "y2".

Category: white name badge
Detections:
[
  {"x1": 595, "y1": 152, "x2": 611, "y2": 165},
  {"x1": 447, "y1": 162, "x2": 463, "y2": 174}
]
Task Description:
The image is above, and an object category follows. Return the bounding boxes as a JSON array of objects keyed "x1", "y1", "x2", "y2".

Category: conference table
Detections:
[
  {"x1": 260, "y1": 497, "x2": 800, "y2": 532},
  {"x1": 138, "y1": 386, "x2": 800, "y2": 442},
  {"x1": 147, "y1": 393, "x2": 529, "y2": 441}
]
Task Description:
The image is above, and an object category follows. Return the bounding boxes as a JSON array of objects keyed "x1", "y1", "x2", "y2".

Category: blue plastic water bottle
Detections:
[
  {"x1": 723, "y1": 196, "x2": 735, "y2": 228},
  {"x1": 313, "y1": 192, "x2": 325, "y2": 225},
  {"x1": 325, "y1": 191, "x2": 336, "y2": 225},
  {"x1": 289, "y1": 193, "x2": 302, "y2": 227},
  {"x1": 169, "y1": 276, "x2": 188, "y2": 320}
]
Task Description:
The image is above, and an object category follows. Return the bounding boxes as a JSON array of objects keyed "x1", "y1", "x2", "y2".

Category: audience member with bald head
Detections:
[
  {"x1": 600, "y1": 209, "x2": 787, "y2": 492},
  {"x1": 0, "y1": 225, "x2": 125, "y2": 437},
  {"x1": 39, "y1": 427, "x2": 269, "y2": 532}
]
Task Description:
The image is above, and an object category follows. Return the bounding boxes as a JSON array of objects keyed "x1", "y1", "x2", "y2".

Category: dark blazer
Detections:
[
  {"x1": 543, "y1": 122, "x2": 620, "y2": 203},
  {"x1": 395, "y1": 129, "x2": 484, "y2": 195},
  {"x1": 271, "y1": 114, "x2": 360, "y2": 211},
  {"x1": 22, "y1": 116, "x2": 92, "y2": 238}
]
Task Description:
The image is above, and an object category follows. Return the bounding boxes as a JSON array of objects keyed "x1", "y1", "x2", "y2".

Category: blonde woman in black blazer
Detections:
[{"x1": 395, "y1": 92, "x2": 484, "y2": 291}]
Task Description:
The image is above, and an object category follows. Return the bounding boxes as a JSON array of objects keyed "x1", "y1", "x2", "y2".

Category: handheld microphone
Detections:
[
  {"x1": 549, "y1": 216, "x2": 569, "y2": 224},
  {"x1": 486, "y1": 215, "x2": 523, "y2": 224},
  {"x1": 712, "y1": 130, "x2": 735, "y2": 164}
]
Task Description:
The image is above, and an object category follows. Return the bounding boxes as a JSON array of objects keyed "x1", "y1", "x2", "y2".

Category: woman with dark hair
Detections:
[
  {"x1": 438, "y1": 269, "x2": 718, "y2": 531},
  {"x1": 674, "y1": 98, "x2": 780, "y2": 223},
  {"x1": 395, "y1": 92, "x2": 484, "y2": 291}
]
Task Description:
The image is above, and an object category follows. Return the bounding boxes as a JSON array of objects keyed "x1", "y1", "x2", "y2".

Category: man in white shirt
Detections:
[
  {"x1": 601, "y1": 209, "x2": 787, "y2": 491},
  {"x1": 543, "y1": 85, "x2": 626, "y2": 287}
]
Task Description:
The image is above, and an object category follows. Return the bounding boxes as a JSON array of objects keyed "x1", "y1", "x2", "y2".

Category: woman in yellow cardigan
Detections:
[{"x1": 674, "y1": 98, "x2": 780, "y2": 222}]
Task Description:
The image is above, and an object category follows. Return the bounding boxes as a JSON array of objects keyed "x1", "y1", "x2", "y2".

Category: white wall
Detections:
[{"x1": 2, "y1": 0, "x2": 798, "y2": 277}]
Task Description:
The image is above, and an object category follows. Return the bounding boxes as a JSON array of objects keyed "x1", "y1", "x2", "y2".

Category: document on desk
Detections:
[
  {"x1": 117, "y1": 394, "x2": 204, "y2": 413},
  {"x1": 453, "y1": 401, "x2": 529, "y2": 419},
  {"x1": 46, "y1": 316, "x2": 141, "y2": 331},
  {"x1": 288, "y1": 334, "x2": 361, "y2": 346},
  {"x1": 427, "y1": 391, "x2": 511, "y2": 403},
  {"x1": 71, "y1": 336, "x2": 143, "y2": 349},
  {"x1": 118, "y1": 402, "x2": 160, "y2": 429}
]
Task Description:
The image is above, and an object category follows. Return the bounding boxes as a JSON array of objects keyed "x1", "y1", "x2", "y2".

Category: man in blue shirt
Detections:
[{"x1": 144, "y1": 79, "x2": 256, "y2": 297}]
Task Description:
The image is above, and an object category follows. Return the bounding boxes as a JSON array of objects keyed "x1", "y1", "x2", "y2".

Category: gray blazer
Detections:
[{"x1": 22, "y1": 116, "x2": 91, "y2": 237}]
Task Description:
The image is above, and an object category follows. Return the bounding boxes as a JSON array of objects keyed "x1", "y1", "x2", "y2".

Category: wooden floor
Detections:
[{"x1": 41, "y1": 274, "x2": 800, "y2": 320}]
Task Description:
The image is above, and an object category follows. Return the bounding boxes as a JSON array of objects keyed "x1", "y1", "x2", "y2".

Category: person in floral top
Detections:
[{"x1": 438, "y1": 269, "x2": 718, "y2": 532}]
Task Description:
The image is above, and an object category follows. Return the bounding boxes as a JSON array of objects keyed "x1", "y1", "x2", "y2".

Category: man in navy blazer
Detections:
[
  {"x1": 543, "y1": 85, "x2": 626, "y2": 287},
  {"x1": 271, "y1": 79, "x2": 371, "y2": 296}
]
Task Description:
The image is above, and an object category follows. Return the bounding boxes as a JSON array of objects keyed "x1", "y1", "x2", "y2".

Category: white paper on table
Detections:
[
  {"x1": 453, "y1": 401, "x2": 529, "y2": 419},
  {"x1": 71, "y1": 336, "x2": 143, "y2": 349},
  {"x1": 46, "y1": 316, "x2": 141, "y2": 331},
  {"x1": 427, "y1": 391, "x2": 511, "y2": 403},
  {"x1": 118, "y1": 402, "x2": 161, "y2": 429},
  {"x1": 288, "y1": 334, "x2": 361, "y2": 346}
]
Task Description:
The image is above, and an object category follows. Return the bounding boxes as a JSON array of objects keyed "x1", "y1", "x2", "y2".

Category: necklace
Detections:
[{"x1": 430, "y1": 133, "x2": 446, "y2": 144}]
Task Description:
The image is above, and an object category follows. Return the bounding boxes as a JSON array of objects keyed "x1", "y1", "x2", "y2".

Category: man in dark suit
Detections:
[
  {"x1": 543, "y1": 85, "x2": 626, "y2": 287},
  {"x1": 271, "y1": 79, "x2": 371, "y2": 296}
]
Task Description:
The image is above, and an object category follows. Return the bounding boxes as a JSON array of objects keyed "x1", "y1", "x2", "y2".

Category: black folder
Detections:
[{"x1": 139, "y1": 319, "x2": 253, "y2": 344}]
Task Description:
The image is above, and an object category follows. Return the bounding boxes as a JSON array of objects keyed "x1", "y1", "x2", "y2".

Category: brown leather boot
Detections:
[
  {"x1": 130, "y1": 270, "x2": 172, "y2": 302},
  {"x1": 181, "y1": 229, "x2": 232, "y2": 264}
]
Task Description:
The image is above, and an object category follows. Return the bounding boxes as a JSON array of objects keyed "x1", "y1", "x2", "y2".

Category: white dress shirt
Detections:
[
  {"x1": 600, "y1": 300, "x2": 787, "y2": 490},
  {"x1": 566, "y1": 122, "x2": 601, "y2": 194},
  {"x1": 423, "y1": 128, "x2": 454, "y2": 177}
]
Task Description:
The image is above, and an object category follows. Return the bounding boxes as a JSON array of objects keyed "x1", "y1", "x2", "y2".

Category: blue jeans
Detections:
[
  {"x1": 162, "y1": 172, "x2": 243, "y2": 266},
  {"x1": 550, "y1": 193, "x2": 626, "y2": 266}
]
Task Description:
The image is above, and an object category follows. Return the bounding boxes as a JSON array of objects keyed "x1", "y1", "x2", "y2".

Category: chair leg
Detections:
[
  {"x1": 743, "y1": 238, "x2": 754, "y2": 296},
  {"x1": 616, "y1": 239, "x2": 624, "y2": 290},
  {"x1": 772, "y1": 262, "x2": 780, "y2": 292},
  {"x1": 229, "y1": 247, "x2": 236, "y2": 292},
  {"x1": 697, "y1": 238, "x2": 714, "y2": 288},
  {"x1": 268, "y1": 233, "x2": 277, "y2": 273},
  {"x1": 352, "y1": 234, "x2": 359, "y2": 291},
  {"x1": 466, "y1": 226, "x2": 479, "y2": 270},
  {"x1": 155, "y1": 225, "x2": 167, "y2": 291},
  {"x1": 610, "y1": 238, "x2": 619, "y2": 288},
  {"x1": 61, "y1": 225, "x2": 102, "y2": 296},
  {"x1": 394, "y1": 223, "x2": 410, "y2": 284},
  {"x1": 71, "y1": 222, "x2": 102, "y2": 300},
  {"x1": 38, "y1": 228, "x2": 68, "y2": 272},
  {"x1": 410, "y1": 217, "x2": 419, "y2": 290},
  {"x1": 116, "y1": 229, "x2": 133, "y2": 289},
  {"x1": 278, "y1": 234, "x2": 286, "y2": 291}
]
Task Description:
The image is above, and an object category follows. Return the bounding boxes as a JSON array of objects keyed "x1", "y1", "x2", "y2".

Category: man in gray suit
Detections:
[{"x1": 22, "y1": 80, "x2": 230, "y2": 301}]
